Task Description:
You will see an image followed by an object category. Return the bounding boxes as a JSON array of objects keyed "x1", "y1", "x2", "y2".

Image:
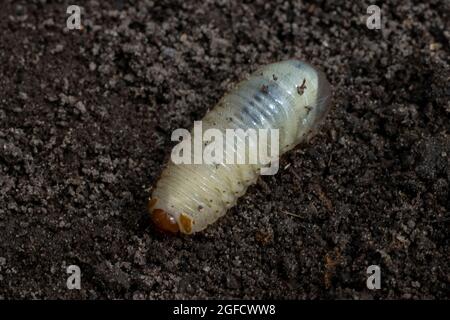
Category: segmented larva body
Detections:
[{"x1": 149, "y1": 60, "x2": 331, "y2": 234}]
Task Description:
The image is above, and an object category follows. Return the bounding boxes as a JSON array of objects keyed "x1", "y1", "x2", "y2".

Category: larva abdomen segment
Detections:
[{"x1": 149, "y1": 60, "x2": 331, "y2": 234}]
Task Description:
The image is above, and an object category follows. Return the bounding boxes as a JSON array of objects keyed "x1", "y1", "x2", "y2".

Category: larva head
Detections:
[
  {"x1": 148, "y1": 198, "x2": 179, "y2": 234},
  {"x1": 148, "y1": 198, "x2": 195, "y2": 234},
  {"x1": 151, "y1": 208, "x2": 180, "y2": 233}
]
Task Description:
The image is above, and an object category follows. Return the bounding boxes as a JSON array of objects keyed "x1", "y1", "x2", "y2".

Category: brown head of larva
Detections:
[
  {"x1": 148, "y1": 198, "x2": 179, "y2": 234},
  {"x1": 151, "y1": 208, "x2": 180, "y2": 234}
]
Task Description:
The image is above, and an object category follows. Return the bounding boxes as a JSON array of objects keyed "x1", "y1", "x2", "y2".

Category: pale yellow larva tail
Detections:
[{"x1": 149, "y1": 60, "x2": 331, "y2": 234}]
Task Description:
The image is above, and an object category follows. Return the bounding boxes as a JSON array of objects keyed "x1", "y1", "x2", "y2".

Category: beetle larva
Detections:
[{"x1": 149, "y1": 60, "x2": 331, "y2": 234}]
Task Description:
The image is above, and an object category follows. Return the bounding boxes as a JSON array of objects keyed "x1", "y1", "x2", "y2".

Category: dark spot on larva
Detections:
[
  {"x1": 273, "y1": 74, "x2": 278, "y2": 81},
  {"x1": 210, "y1": 199, "x2": 213, "y2": 202},
  {"x1": 241, "y1": 105, "x2": 262, "y2": 125},
  {"x1": 297, "y1": 78, "x2": 307, "y2": 95},
  {"x1": 261, "y1": 84, "x2": 269, "y2": 94},
  {"x1": 216, "y1": 210, "x2": 219, "y2": 213},
  {"x1": 254, "y1": 93, "x2": 262, "y2": 103},
  {"x1": 198, "y1": 205, "x2": 203, "y2": 211},
  {"x1": 305, "y1": 105, "x2": 313, "y2": 114}
]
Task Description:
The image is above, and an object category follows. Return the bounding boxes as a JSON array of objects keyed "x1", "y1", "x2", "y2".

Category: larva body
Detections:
[{"x1": 149, "y1": 60, "x2": 331, "y2": 234}]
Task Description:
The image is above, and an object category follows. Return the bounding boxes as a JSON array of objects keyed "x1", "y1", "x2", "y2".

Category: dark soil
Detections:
[{"x1": 0, "y1": 0, "x2": 449, "y2": 299}]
